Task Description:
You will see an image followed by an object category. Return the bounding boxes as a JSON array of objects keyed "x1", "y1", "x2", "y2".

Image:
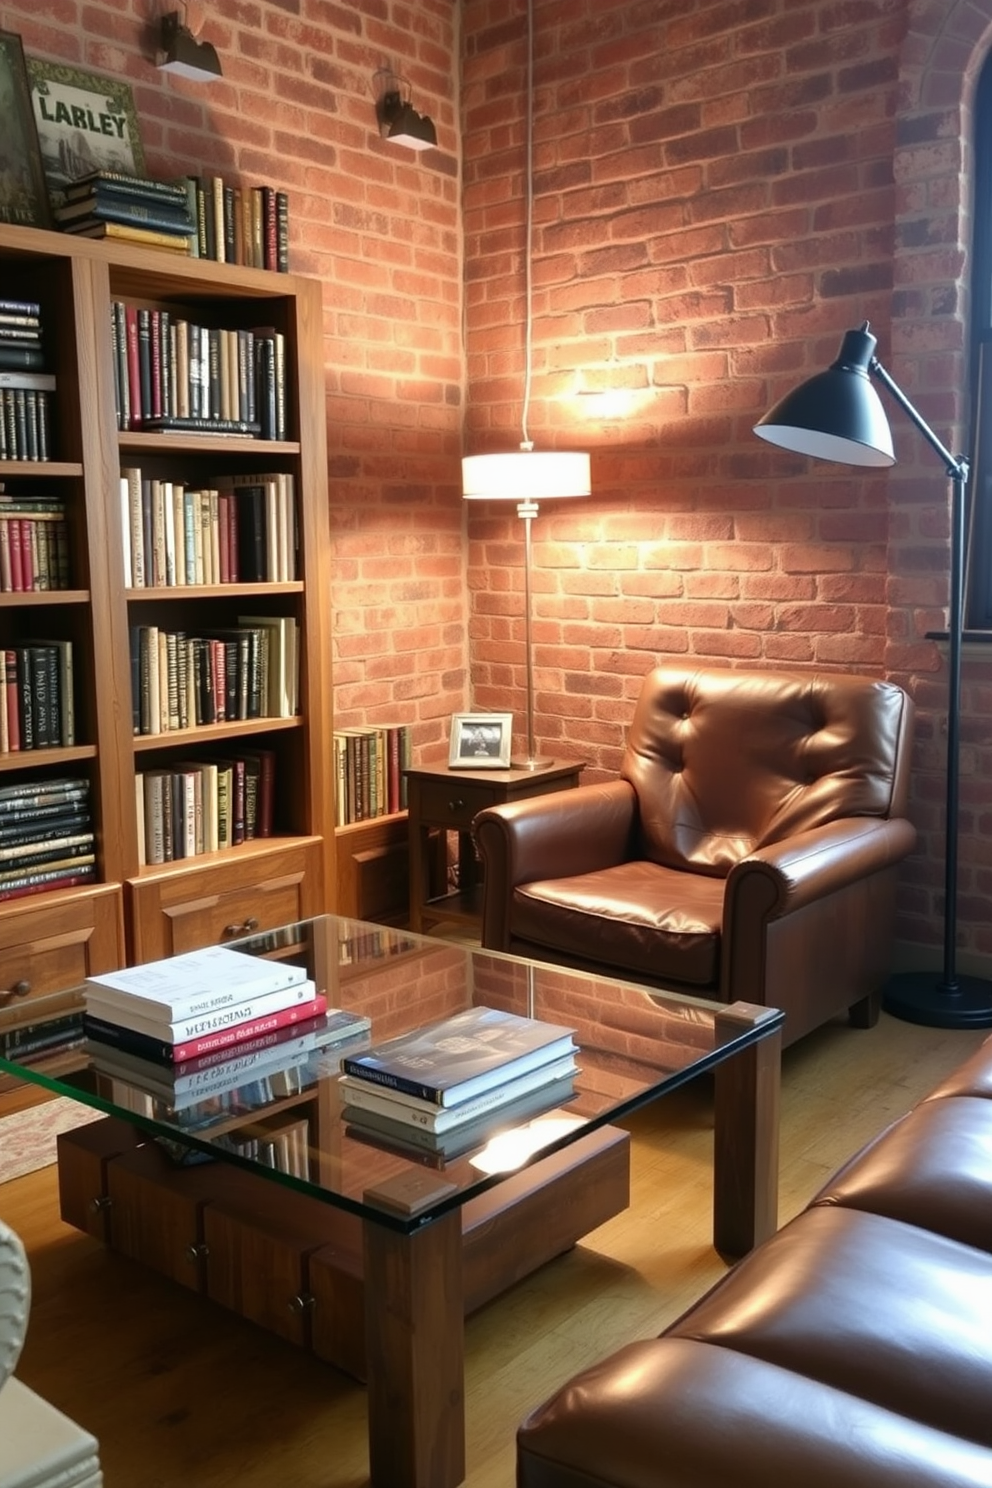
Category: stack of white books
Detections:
[
  {"x1": 83, "y1": 943, "x2": 333, "y2": 1066},
  {"x1": 339, "y1": 1004, "x2": 578, "y2": 1158}
]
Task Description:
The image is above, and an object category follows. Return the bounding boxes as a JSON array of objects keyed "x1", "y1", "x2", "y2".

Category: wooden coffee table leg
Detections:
[
  {"x1": 712, "y1": 1005, "x2": 782, "y2": 1259},
  {"x1": 363, "y1": 1209, "x2": 465, "y2": 1488}
]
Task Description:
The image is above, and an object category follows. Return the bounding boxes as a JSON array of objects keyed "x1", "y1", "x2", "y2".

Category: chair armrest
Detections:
[
  {"x1": 474, "y1": 781, "x2": 637, "y2": 950},
  {"x1": 726, "y1": 816, "x2": 918, "y2": 919}
]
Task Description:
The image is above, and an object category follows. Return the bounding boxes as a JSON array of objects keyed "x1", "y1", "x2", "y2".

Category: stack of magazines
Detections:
[
  {"x1": 54, "y1": 171, "x2": 195, "y2": 254},
  {"x1": 82, "y1": 943, "x2": 339, "y2": 1065},
  {"x1": 339, "y1": 1005, "x2": 578, "y2": 1160}
]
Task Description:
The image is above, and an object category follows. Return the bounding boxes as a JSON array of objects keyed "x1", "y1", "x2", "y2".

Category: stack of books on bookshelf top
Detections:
[
  {"x1": 53, "y1": 171, "x2": 195, "y2": 255},
  {"x1": 339, "y1": 1005, "x2": 579, "y2": 1160},
  {"x1": 82, "y1": 943, "x2": 337, "y2": 1065}
]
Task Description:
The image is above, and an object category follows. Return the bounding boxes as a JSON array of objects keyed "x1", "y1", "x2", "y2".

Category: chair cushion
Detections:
[
  {"x1": 513, "y1": 861, "x2": 724, "y2": 987},
  {"x1": 0, "y1": 1219, "x2": 30, "y2": 1390}
]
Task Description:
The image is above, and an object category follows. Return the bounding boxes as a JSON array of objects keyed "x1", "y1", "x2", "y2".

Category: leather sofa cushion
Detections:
[
  {"x1": 669, "y1": 1205, "x2": 992, "y2": 1447},
  {"x1": 517, "y1": 1336, "x2": 992, "y2": 1488},
  {"x1": 925, "y1": 1040, "x2": 992, "y2": 1102},
  {"x1": 512, "y1": 862, "x2": 724, "y2": 988},
  {"x1": 812, "y1": 1095, "x2": 992, "y2": 1253}
]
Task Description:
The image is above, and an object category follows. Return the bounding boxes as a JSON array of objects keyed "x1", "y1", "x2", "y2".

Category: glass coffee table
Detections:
[{"x1": 0, "y1": 915, "x2": 783, "y2": 1488}]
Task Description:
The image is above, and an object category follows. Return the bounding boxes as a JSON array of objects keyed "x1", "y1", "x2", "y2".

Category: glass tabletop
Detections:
[{"x1": 0, "y1": 914, "x2": 783, "y2": 1231}]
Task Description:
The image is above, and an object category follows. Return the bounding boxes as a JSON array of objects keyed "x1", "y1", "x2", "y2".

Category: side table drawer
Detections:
[{"x1": 414, "y1": 780, "x2": 498, "y2": 828}]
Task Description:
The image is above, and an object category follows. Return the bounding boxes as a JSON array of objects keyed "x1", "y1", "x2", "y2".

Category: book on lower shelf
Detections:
[
  {"x1": 340, "y1": 1005, "x2": 577, "y2": 1107},
  {"x1": 344, "y1": 1073, "x2": 578, "y2": 1162}
]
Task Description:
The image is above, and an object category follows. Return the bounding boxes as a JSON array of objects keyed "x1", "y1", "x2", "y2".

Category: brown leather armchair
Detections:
[{"x1": 474, "y1": 665, "x2": 917, "y2": 1046}]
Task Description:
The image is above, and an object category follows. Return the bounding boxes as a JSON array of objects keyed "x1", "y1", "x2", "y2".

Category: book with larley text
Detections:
[
  {"x1": 341, "y1": 1005, "x2": 576, "y2": 1107},
  {"x1": 85, "y1": 943, "x2": 308, "y2": 1018}
]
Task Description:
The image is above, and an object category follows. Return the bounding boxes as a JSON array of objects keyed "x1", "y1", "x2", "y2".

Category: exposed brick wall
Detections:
[
  {"x1": 462, "y1": 0, "x2": 992, "y2": 971},
  {"x1": 3, "y1": 0, "x2": 467, "y2": 758}
]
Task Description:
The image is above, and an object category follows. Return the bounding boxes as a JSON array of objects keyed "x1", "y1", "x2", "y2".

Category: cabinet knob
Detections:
[
  {"x1": 185, "y1": 1243, "x2": 209, "y2": 1263},
  {"x1": 222, "y1": 916, "x2": 259, "y2": 938},
  {"x1": 288, "y1": 1292, "x2": 316, "y2": 1315},
  {"x1": 0, "y1": 980, "x2": 31, "y2": 1004},
  {"x1": 89, "y1": 1194, "x2": 112, "y2": 1213},
  {"x1": 447, "y1": 798, "x2": 465, "y2": 813}
]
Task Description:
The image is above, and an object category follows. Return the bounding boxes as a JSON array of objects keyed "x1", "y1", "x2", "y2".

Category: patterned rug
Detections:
[{"x1": 0, "y1": 1098, "x2": 104, "y2": 1184}]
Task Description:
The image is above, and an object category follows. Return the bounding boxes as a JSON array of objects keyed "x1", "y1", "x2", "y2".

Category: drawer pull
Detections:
[
  {"x1": 185, "y1": 1243, "x2": 210, "y2": 1263},
  {"x1": 0, "y1": 980, "x2": 31, "y2": 1004},
  {"x1": 288, "y1": 1292, "x2": 316, "y2": 1315},
  {"x1": 89, "y1": 1195, "x2": 112, "y2": 1214},
  {"x1": 447, "y1": 798, "x2": 465, "y2": 813},
  {"x1": 222, "y1": 916, "x2": 259, "y2": 937}
]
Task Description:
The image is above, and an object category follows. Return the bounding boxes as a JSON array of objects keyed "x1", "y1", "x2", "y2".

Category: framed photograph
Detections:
[
  {"x1": 0, "y1": 31, "x2": 53, "y2": 228},
  {"x1": 449, "y1": 713, "x2": 513, "y2": 769},
  {"x1": 25, "y1": 56, "x2": 146, "y2": 208}
]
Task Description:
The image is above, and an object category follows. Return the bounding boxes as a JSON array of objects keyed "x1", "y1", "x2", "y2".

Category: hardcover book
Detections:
[
  {"x1": 344, "y1": 1073, "x2": 578, "y2": 1159},
  {"x1": 337, "y1": 1051, "x2": 579, "y2": 1133},
  {"x1": 84, "y1": 976, "x2": 316, "y2": 1042},
  {"x1": 84, "y1": 942, "x2": 308, "y2": 1018},
  {"x1": 84, "y1": 992, "x2": 329, "y2": 1065},
  {"x1": 341, "y1": 1005, "x2": 577, "y2": 1107}
]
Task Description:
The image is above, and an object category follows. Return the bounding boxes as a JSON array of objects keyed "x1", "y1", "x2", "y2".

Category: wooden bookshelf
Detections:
[{"x1": 0, "y1": 222, "x2": 334, "y2": 1006}]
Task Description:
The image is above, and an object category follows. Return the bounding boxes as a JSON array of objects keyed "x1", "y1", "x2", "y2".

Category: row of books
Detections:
[
  {"x1": 121, "y1": 469, "x2": 297, "y2": 588},
  {"x1": 110, "y1": 301, "x2": 288, "y2": 439},
  {"x1": 0, "y1": 502, "x2": 70, "y2": 592},
  {"x1": 0, "y1": 387, "x2": 53, "y2": 462},
  {"x1": 1, "y1": 642, "x2": 75, "y2": 753},
  {"x1": 334, "y1": 725, "x2": 412, "y2": 825},
  {"x1": 0, "y1": 776, "x2": 94, "y2": 903},
  {"x1": 176, "y1": 174, "x2": 289, "y2": 272},
  {"x1": 340, "y1": 1005, "x2": 579, "y2": 1160},
  {"x1": 0, "y1": 297, "x2": 45, "y2": 374},
  {"x1": 55, "y1": 171, "x2": 195, "y2": 254},
  {"x1": 135, "y1": 748, "x2": 276, "y2": 864},
  {"x1": 130, "y1": 618, "x2": 298, "y2": 735},
  {"x1": 0, "y1": 1011, "x2": 85, "y2": 1067}
]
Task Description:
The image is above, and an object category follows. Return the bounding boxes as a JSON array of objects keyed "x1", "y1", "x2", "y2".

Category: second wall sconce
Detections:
[
  {"x1": 372, "y1": 68, "x2": 437, "y2": 151},
  {"x1": 156, "y1": 11, "x2": 222, "y2": 82}
]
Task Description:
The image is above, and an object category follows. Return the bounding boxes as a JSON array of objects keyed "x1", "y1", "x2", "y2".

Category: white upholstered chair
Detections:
[{"x1": 0, "y1": 1217, "x2": 102, "y2": 1488}]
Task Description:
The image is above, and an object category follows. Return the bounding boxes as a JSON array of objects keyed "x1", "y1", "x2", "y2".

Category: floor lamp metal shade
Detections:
[
  {"x1": 462, "y1": 450, "x2": 590, "y2": 770},
  {"x1": 754, "y1": 322, "x2": 992, "y2": 1029}
]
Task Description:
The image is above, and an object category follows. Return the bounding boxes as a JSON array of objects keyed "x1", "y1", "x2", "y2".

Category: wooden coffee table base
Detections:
[{"x1": 56, "y1": 1119, "x2": 631, "y2": 1488}]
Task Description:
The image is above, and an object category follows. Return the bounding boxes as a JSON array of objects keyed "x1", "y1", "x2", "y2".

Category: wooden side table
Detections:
[{"x1": 404, "y1": 760, "x2": 585, "y2": 933}]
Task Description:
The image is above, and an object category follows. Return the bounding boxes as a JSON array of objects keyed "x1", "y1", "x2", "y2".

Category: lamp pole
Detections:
[{"x1": 515, "y1": 498, "x2": 552, "y2": 771}]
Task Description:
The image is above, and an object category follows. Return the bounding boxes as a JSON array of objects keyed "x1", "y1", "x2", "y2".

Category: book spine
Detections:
[
  {"x1": 339, "y1": 1056, "x2": 445, "y2": 1105},
  {"x1": 65, "y1": 172, "x2": 190, "y2": 204},
  {"x1": 60, "y1": 198, "x2": 194, "y2": 233},
  {"x1": 86, "y1": 993, "x2": 328, "y2": 1064},
  {"x1": 85, "y1": 977, "x2": 315, "y2": 1041}
]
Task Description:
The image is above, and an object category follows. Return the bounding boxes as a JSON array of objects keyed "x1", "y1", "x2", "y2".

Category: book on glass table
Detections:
[
  {"x1": 337, "y1": 1050, "x2": 578, "y2": 1133},
  {"x1": 340, "y1": 1004, "x2": 577, "y2": 1107},
  {"x1": 84, "y1": 942, "x2": 309, "y2": 1019}
]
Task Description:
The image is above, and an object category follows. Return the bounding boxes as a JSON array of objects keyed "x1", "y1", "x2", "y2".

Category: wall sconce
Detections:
[
  {"x1": 372, "y1": 68, "x2": 437, "y2": 151},
  {"x1": 156, "y1": 12, "x2": 222, "y2": 83}
]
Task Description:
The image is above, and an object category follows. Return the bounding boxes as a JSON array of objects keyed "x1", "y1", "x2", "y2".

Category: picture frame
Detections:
[
  {"x1": 449, "y1": 713, "x2": 513, "y2": 769},
  {"x1": 25, "y1": 56, "x2": 146, "y2": 209},
  {"x1": 0, "y1": 30, "x2": 53, "y2": 229}
]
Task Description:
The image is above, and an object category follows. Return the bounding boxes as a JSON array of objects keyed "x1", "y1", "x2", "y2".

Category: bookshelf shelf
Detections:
[{"x1": 0, "y1": 219, "x2": 334, "y2": 1000}]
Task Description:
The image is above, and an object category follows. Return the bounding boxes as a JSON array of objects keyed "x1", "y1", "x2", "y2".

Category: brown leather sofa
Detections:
[
  {"x1": 475, "y1": 665, "x2": 916, "y2": 1047},
  {"x1": 516, "y1": 1033, "x2": 992, "y2": 1488}
]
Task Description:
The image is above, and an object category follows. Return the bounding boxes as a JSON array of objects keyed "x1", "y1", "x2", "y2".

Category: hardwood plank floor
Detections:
[{"x1": 0, "y1": 1011, "x2": 987, "y2": 1488}]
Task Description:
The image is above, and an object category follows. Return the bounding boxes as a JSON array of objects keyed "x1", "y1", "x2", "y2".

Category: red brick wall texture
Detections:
[{"x1": 6, "y1": 0, "x2": 992, "y2": 967}]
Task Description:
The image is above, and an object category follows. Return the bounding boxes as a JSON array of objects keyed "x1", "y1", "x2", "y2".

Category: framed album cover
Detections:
[
  {"x1": 25, "y1": 56, "x2": 145, "y2": 206},
  {"x1": 0, "y1": 30, "x2": 53, "y2": 228}
]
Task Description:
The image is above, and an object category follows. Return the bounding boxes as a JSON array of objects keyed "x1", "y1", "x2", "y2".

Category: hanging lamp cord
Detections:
[{"x1": 520, "y1": 0, "x2": 534, "y2": 452}]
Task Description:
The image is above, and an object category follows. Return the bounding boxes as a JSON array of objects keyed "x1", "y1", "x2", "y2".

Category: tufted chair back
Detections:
[
  {"x1": 623, "y1": 666, "x2": 914, "y2": 877},
  {"x1": 0, "y1": 1218, "x2": 30, "y2": 1393}
]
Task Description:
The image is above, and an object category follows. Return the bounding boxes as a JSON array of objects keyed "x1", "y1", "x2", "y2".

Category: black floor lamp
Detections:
[{"x1": 754, "y1": 322, "x2": 992, "y2": 1029}]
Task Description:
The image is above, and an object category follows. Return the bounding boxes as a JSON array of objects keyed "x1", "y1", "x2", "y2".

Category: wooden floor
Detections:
[{"x1": 0, "y1": 1010, "x2": 987, "y2": 1488}]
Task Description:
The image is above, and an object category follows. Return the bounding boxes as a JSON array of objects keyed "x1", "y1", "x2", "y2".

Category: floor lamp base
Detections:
[
  {"x1": 883, "y1": 970, "x2": 992, "y2": 1029},
  {"x1": 511, "y1": 755, "x2": 555, "y2": 772}
]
